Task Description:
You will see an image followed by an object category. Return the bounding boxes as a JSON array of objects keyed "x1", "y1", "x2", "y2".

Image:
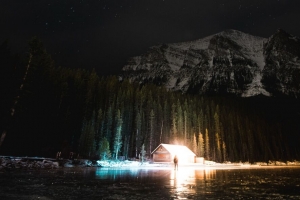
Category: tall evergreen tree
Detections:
[
  {"x1": 79, "y1": 118, "x2": 95, "y2": 157},
  {"x1": 198, "y1": 132, "x2": 204, "y2": 157},
  {"x1": 171, "y1": 103, "x2": 178, "y2": 143},
  {"x1": 0, "y1": 37, "x2": 54, "y2": 149},
  {"x1": 99, "y1": 137, "x2": 111, "y2": 160},
  {"x1": 205, "y1": 128, "x2": 210, "y2": 160},
  {"x1": 176, "y1": 99, "x2": 184, "y2": 142},
  {"x1": 104, "y1": 106, "x2": 113, "y2": 146},
  {"x1": 113, "y1": 109, "x2": 123, "y2": 159},
  {"x1": 214, "y1": 109, "x2": 222, "y2": 162},
  {"x1": 148, "y1": 109, "x2": 155, "y2": 154},
  {"x1": 95, "y1": 109, "x2": 103, "y2": 151},
  {"x1": 134, "y1": 111, "x2": 142, "y2": 158},
  {"x1": 140, "y1": 143, "x2": 146, "y2": 163},
  {"x1": 192, "y1": 133, "x2": 197, "y2": 155}
]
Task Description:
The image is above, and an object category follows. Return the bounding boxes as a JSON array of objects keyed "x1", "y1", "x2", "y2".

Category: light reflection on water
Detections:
[
  {"x1": 95, "y1": 168, "x2": 141, "y2": 180},
  {"x1": 1, "y1": 166, "x2": 300, "y2": 199},
  {"x1": 92, "y1": 166, "x2": 300, "y2": 199},
  {"x1": 170, "y1": 168, "x2": 217, "y2": 194},
  {"x1": 94, "y1": 167, "x2": 218, "y2": 183}
]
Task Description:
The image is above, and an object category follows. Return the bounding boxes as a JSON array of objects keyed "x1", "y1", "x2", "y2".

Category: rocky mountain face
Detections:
[{"x1": 121, "y1": 29, "x2": 300, "y2": 98}]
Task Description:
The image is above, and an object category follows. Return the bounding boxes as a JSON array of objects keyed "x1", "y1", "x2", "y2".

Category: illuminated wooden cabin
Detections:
[{"x1": 151, "y1": 144, "x2": 196, "y2": 163}]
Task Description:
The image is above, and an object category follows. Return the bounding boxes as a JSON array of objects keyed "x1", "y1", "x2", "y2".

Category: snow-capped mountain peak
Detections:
[{"x1": 122, "y1": 29, "x2": 300, "y2": 98}]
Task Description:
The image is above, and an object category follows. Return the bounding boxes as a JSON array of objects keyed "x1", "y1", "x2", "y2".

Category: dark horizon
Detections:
[{"x1": 1, "y1": 1, "x2": 300, "y2": 76}]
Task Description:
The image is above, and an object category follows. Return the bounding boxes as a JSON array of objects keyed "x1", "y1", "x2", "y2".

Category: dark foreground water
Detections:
[{"x1": 1, "y1": 166, "x2": 300, "y2": 199}]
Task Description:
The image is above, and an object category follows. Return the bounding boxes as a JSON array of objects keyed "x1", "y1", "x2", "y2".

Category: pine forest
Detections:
[{"x1": 1, "y1": 38, "x2": 299, "y2": 163}]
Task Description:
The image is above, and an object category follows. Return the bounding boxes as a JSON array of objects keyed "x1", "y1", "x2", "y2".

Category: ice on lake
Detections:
[{"x1": 1, "y1": 165, "x2": 300, "y2": 199}]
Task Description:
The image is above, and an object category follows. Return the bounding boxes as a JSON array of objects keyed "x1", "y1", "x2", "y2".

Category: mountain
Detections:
[{"x1": 121, "y1": 29, "x2": 300, "y2": 98}]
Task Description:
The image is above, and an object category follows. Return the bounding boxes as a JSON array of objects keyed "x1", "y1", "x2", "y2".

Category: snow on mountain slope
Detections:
[
  {"x1": 219, "y1": 30, "x2": 266, "y2": 68},
  {"x1": 122, "y1": 29, "x2": 300, "y2": 98}
]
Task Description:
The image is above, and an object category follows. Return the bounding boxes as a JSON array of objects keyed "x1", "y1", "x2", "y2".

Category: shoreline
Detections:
[{"x1": 1, "y1": 156, "x2": 300, "y2": 171}]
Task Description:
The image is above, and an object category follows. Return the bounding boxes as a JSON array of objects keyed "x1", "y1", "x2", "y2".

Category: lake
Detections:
[{"x1": 1, "y1": 166, "x2": 300, "y2": 199}]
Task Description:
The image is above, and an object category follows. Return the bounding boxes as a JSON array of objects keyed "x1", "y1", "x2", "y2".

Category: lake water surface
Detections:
[{"x1": 1, "y1": 166, "x2": 300, "y2": 199}]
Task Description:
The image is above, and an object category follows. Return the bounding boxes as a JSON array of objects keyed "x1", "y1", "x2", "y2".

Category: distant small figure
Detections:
[
  {"x1": 174, "y1": 155, "x2": 178, "y2": 170},
  {"x1": 56, "y1": 151, "x2": 61, "y2": 160}
]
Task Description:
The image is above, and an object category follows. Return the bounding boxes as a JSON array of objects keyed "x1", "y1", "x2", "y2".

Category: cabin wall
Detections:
[
  {"x1": 152, "y1": 144, "x2": 196, "y2": 163},
  {"x1": 177, "y1": 155, "x2": 195, "y2": 164},
  {"x1": 153, "y1": 153, "x2": 195, "y2": 163},
  {"x1": 196, "y1": 157, "x2": 204, "y2": 164},
  {"x1": 153, "y1": 153, "x2": 171, "y2": 162}
]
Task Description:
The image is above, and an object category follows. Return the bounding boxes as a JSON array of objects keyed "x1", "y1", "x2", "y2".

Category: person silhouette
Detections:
[{"x1": 174, "y1": 155, "x2": 178, "y2": 170}]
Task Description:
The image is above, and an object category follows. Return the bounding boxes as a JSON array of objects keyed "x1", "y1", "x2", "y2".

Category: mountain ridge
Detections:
[{"x1": 122, "y1": 29, "x2": 300, "y2": 98}]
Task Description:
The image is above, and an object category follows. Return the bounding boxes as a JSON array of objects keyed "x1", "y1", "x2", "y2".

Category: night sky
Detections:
[{"x1": 1, "y1": 0, "x2": 300, "y2": 76}]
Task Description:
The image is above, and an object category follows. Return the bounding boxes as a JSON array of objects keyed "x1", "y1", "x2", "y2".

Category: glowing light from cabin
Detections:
[
  {"x1": 170, "y1": 168, "x2": 195, "y2": 192},
  {"x1": 194, "y1": 169, "x2": 216, "y2": 180},
  {"x1": 153, "y1": 144, "x2": 196, "y2": 164},
  {"x1": 170, "y1": 169, "x2": 217, "y2": 192}
]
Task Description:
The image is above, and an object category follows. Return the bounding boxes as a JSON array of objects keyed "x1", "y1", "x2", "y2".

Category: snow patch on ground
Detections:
[{"x1": 0, "y1": 157, "x2": 59, "y2": 170}]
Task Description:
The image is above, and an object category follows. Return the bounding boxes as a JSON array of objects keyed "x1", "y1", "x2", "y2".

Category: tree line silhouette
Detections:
[{"x1": 1, "y1": 38, "x2": 299, "y2": 162}]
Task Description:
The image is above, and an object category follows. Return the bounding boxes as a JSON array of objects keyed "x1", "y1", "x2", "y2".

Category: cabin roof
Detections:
[{"x1": 151, "y1": 143, "x2": 196, "y2": 156}]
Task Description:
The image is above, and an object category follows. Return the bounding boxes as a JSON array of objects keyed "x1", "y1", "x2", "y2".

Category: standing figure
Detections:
[{"x1": 174, "y1": 155, "x2": 178, "y2": 170}]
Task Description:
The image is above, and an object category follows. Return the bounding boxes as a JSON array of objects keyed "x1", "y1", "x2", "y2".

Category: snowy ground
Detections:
[{"x1": 1, "y1": 156, "x2": 300, "y2": 170}]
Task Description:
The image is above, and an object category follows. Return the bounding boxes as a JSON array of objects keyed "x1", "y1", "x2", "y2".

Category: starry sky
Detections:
[{"x1": 1, "y1": 0, "x2": 300, "y2": 76}]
